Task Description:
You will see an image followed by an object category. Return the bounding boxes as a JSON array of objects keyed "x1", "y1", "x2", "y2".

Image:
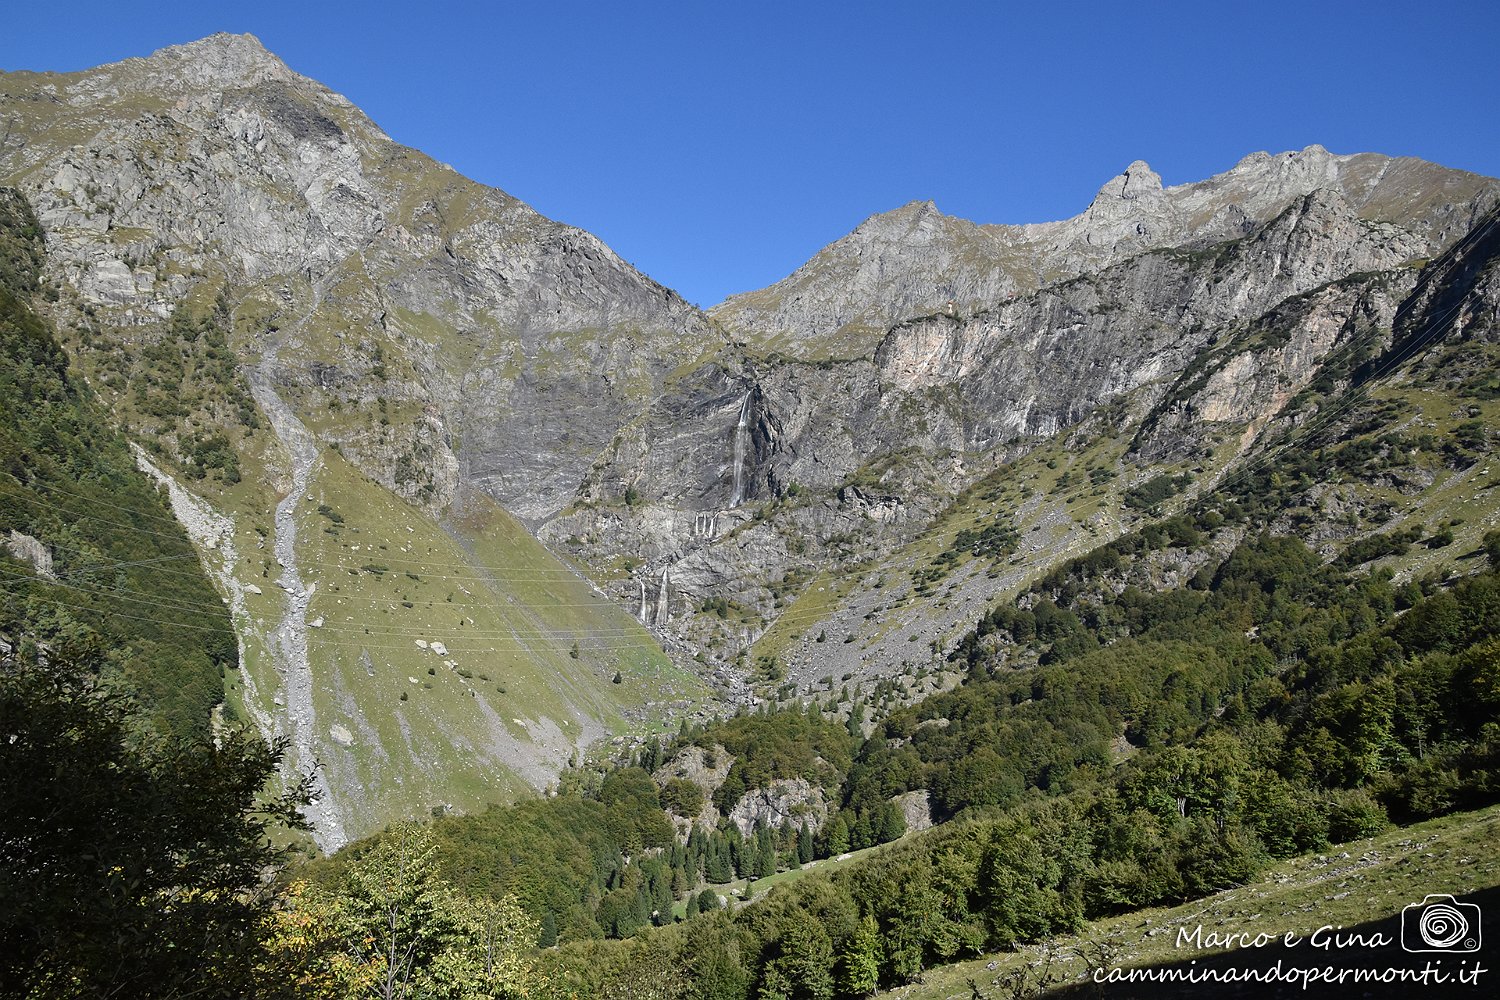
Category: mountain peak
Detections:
[
  {"x1": 866, "y1": 199, "x2": 942, "y2": 225},
  {"x1": 1093, "y1": 160, "x2": 1164, "y2": 203},
  {"x1": 132, "y1": 32, "x2": 295, "y2": 90},
  {"x1": 845, "y1": 199, "x2": 945, "y2": 242},
  {"x1": 171, "y1": 31, "x2": 273, "y2": 56}
]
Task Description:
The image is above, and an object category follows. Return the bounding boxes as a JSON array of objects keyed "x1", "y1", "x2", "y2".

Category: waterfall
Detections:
[
  {"x1": 654, "y1": 567, "x2": 671, "y2": 627},
  {"x1": 729, "y1": 392, "x2": 751, "y2": 507},
  {"x1": 638, "y1": 579, "x2": 647, "y2": 622}
]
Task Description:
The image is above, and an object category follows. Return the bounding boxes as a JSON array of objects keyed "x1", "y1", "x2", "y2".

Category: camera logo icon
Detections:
[{"x1": 1402, "y1": 894, "x2": 1481, "y2": 953}]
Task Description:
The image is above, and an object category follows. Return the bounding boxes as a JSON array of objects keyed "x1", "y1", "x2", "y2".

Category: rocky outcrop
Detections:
[
  {"x1": 4, "y1": 531, "x2": 54, "y2": 579},
  {"x1": 599, "y1": 189, "x2": 1431, "y2": 527},
  {"x1": 724, "y1": 778, "x2": 829, "y2": 838},
  {"x1": 570, "y1": 187, "x2": 1489, "y2": 694},
  {"x1": 651, "y1": 745, "x2": 830, "y2": 838},
  {"x1": 892, "y1": 789, "x2": 933, "y2": 834},
  {"x1": 655, "y1": 744, "x2": 735, "y2": 834}
]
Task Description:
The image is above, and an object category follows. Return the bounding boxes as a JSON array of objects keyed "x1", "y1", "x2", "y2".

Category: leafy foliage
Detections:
[
  {"x1": 0, "y1": 649, "x2": 310, "y2": 999},
  {"x1": 265, "y1": 824, "x2": 544, "y2": 999}
]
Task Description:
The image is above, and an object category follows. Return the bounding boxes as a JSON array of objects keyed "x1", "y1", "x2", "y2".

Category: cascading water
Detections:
[
  {"x1": 654, "y1": 567, "x2": 671, "y2": 627},
  {"x1": 729, "y1": 392, "x2": 751, "y2": 507}
]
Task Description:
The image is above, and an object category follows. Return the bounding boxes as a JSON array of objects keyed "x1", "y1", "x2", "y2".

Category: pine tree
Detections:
[
  {"x1": 850, "y1": 811, "x2": 873, "y2": 851},
  {"x1": 822, "y1": 813, "x2": 851, "y2": 856},
  {"x1": 756, "y1": 824, "x2": 777, "y2": 878},
  {"x1": 756, "y1": 840, "x2": 776, "y2": 879},
  {"x1": 797, "y1": 821, "x2": 815, "y2": 863},
  {"x1": 878, "y1": 801, "x2": 907, "y2": 843},
  {"x1": 654, "y1": 872, "x2": 674, "y2": 921},
  {"x1": 687, "y1": 825, "x2": 708, "y2": 878},
  {"x1": 537, "y1": 911, "x2": 558, "y2": 948},
  {"x1": 632, "y1": 885, "x2": 652, "y2": 930},
  {"x1": 846, "y1": 701, "x2": 865, "y2": 738},
  {"x1": 706, "y1": 841, "x2": 732, "y2": 884},
  {"x1": 730, "y1": 831, "x2": 752, "y2": 878}
]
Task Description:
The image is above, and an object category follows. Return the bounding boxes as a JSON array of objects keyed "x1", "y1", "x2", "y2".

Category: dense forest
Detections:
[{"x1": 501, "y1": 542, "x2": 1500, "y2": 995}]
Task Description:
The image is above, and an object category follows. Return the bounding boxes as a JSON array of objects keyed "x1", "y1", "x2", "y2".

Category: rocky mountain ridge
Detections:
[
  {"x1": 2, "y1": 32, "x2": 719, "y2": 521},
  {"x1": 709, "y1": 146, "x2": 1497, "y2": 359}
]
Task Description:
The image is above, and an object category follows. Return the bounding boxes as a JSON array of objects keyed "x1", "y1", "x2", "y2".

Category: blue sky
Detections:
[{"x1": 3, "y1": 1, "x2": 1498, "y2": 307}]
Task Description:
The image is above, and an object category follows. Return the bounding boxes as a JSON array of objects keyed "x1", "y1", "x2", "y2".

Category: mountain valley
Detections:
[
  {"x1": 4, "y1": 34, "x2": 1500, "y2": 848},
  {"x1": 4, "y1": 28, "x2": 1500, "y2": 1000}
]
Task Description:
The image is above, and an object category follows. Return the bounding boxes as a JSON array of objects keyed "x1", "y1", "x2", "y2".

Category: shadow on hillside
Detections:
[{"x1": 1049, "y1": 885, "x2": 1498, "y2": 999}]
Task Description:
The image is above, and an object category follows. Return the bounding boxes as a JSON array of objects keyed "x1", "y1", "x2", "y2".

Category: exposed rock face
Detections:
[
  {"x1": 572, "y1": 173, "x2": 1496, "y2": 697},
  {"x1": 651, "y1": 745, "x2": 829, "y2": 838},
  {"x1": 892, "y1": 789, "x2": 933, "y2": 834},
  {"x1": 850, "y1": 189, "x2": 1422, "y2": 459},
  {"x1": 655, "y1": 743, "x2": 735, "y2": 834},
  {"x1": 578, "y1": 189, "x2": 1434, "y2": 563},
  {"x1": 4, "y1": 531, "x2": 54, "y2": 579},
  {"x1": 724, "y1": 778, "x2": 829, "y2": 838}
]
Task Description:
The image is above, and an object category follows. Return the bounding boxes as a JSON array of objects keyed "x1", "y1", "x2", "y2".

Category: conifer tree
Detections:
[
  {"x1": 706, "y1": 841, "x2": 733, "y2": 884},
  {"x1": 538, "y1": 912, "x2": 558, "y2": 948},
  {"x1": 846, "y1": 702, "x2": 865, "y2": 738},
  {"x1": 757, "y1": 839, "x2": 777, "y2": 879},
  {"x1": 822, "y1": 813, "x2": 851, "y2": 856},
  {"x1": 878, "y1": 801, "x2": 907, "y2": 843}
]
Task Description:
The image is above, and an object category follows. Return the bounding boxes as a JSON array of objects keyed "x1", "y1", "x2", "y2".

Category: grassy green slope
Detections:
[{"x1": 257, "y1": 449, "x2": 704, "y2": 830}]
